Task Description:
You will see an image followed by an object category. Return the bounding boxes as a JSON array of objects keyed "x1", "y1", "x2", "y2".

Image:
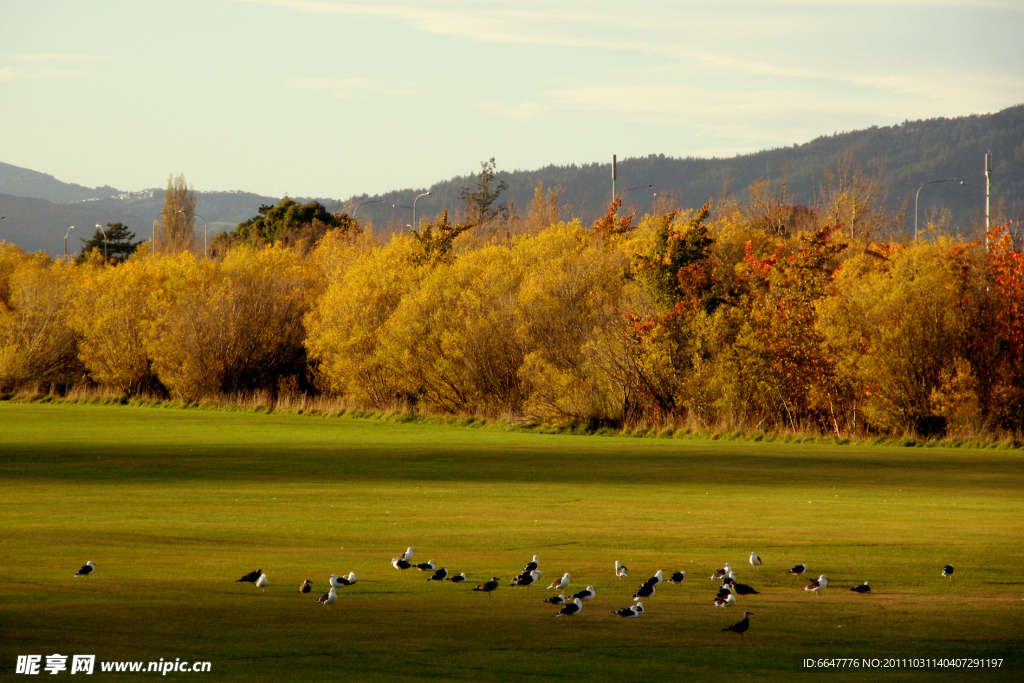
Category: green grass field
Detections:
[{"x1": 1, "y1": 402, "x2": 1021, "y2": 681}]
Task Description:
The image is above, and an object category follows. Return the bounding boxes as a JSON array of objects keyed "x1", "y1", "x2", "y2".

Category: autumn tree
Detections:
[
  {"x1": 78, "y1": 223, "x2": 141, "y2": 264},
  {"x1": 154, "y1": 174, "x2": 197, "y2": 253},
  {"x1": 460, "y1": 158, "x2": 508, "y2": 227}
]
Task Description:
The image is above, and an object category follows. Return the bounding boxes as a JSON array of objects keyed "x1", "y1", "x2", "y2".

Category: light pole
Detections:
[
  {"x1": 618, "y1": 184, "x2": 654, "y2": 199},
  {"x1": 412, "y1": 191, "x2": 430, "y2": 232},
  {"x1": 95, "y1": 224, "x2": 108, "y2": 261},
  {"x1": 914, "y1": 178, "x2": 956, "y2": 240},
  {"x1": 64, "y1": 225, "x2": 75, "y2": 259},
  {"x1": 175, "y1": 210, "x2": 208, "y2": 256},
  {"x1": 352, "y1": 199, "x2": 383, "y2": 220}
]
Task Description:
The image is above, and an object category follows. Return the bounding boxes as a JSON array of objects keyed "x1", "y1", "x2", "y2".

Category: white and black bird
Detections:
[
  {"x1": 612, "y1": 602, "x2": 644, "y2": 617},
  {"x1": 256, "y1": 574, "x2": 268, "y2": 589},
  {"x1": 300, "y1": 579, "x2": 313, "y2": 594},
  {"x1": 750, "y1": 552, "x2": 762, "y2": 568},
  {"x1": 723, "y1": 611, "x2": 753, "y2": 639},
  {"x1": 805, "y1": 575, "x2": 828, "y2": 595},
  {"x1": 714, "y1": 591, "x2": 736, "y2": 608},
  {"x1": 331, "y1": 572, "x2": 356, "y2": 588},
  {"x1": 556, "y1": 598, "x2": 583, "y2": 617},
  {"x1": 512, "y1": 570, "x2": 542, "y2": 587},
  {"x1": 723, "y1": 577, "x2": 760, "y2": 596},
  {"x1": 569, "y1": 586, "x2": 596, "y2": 602},
  {"x1": 317, "y1": 586, "x2": 337, "y2": 605},
  {"x1": 669, "y1": 571, "x2": 687, "y2": 584},
  {"x1": 714, "y1": 584, "x2": 734, "y2": 601},
  {"x1": 544, "y1": 594, "x2": 566, "y2": 605},
  {"x1": 391, "y1": 557, "x2": 412, "y2": 570},
  {"x1": 74, "y1": 561, "x2": 95, "y2": 578},
  {"x1": 428, "y1": 567, "x2": 449, "y2": 582},
  {"x1": 236, "y1": 568, "x2": 261, "y2": 584},
  {"x1": 523, "y1": 555, "x2": 539, "y2": 573},
  {"x1": 710, "y1": 563, "x2": 732, "y2": 581},
  {"x1": 644, "y1": 570, "x2": 663, "y2": 588},
  {"x1": 615, "y1": 561, "x2": 628, "y2": 578},
  {"x1": 415, "y1": 560, "x2": 435, "y2": 572},
  {"x1": 851, "y1": 582, "x2": 872, "y2": 594},
  {"x1": 474, "y1": 577, "x2": 500, "y2": 596},
  {"x1": 400, "y1": 547, "x2": 414, "y2": 562},
  {"x1": 634, "y1": 582, "x2": 655, "y2": 600},
  {"x1": 787, "y1": 564, "x2": 807, "y2": 576},
  {"x1": 447, "y1": 572, "x2": 467, "y2": 583},
  {"x1": 942, "y1": 565, "x2": 954, "y2": 579},
  {"x1": 548, "y1": 572, "x2": 570, "y2": 590}
]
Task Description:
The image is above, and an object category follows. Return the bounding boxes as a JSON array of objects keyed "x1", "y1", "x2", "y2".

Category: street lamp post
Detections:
[
  {"x1": 175, "y1": 210, "x2": 208, "y2": 256},
  {"x1": 914, "y1": 178, "x2": 956, "y2": 240},
  {"x1": 618, "y1": 184, "x2": 654, "y2": 199},
  {"x1": 95, "y1": 224, "x2": 108, "y2": 261},
  {"x1": 352, "y1": 199, "x2": 383, "y2": 221},
  {"x1": 64, "y1": 225, "x2": 75, "y2": 259},
  {"x1": 412, "y1": 191, "x2": 431, "y2": 232}
]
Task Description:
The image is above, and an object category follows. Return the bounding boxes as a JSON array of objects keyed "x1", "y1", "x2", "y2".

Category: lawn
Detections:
[{"x1": 0, "y1": 402, "x2": 1021, "y2": 681}]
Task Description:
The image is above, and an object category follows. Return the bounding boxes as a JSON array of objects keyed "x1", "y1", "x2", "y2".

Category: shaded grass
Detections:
[{"x1": 0, "y1": 403, "x2": 1022, "y2": 681}]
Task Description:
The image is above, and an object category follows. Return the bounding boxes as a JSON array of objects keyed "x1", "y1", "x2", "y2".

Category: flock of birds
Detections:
[{"x1": 71, "y1": 553, "x2": 959, "y2": 639}]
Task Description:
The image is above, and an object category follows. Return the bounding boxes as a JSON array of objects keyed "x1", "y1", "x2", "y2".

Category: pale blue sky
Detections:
[{"x1": 1, "y1": 0, "x2": 1022, "y2": 198}]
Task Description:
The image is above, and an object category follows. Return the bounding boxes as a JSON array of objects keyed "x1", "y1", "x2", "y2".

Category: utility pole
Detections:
[{"x1": 985, "y1": 152, "x2": 992, "y2": 249}]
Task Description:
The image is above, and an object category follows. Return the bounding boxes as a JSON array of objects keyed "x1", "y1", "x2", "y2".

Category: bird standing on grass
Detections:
[
  {"x1": 723, "y1": 611, "x2": 753, "y2": 639},
  {"x1": 570, "y1": 586, "x2": 596, "y2": 602},
  {"x1": 447, "y1": 573, "x2": 467, "y2": 583},
  {"x1": 428, "y1": 568, "x2": 449, "y2": 582},
  {"x1": 942, "y1": 565, "x2": 954, "y2": 580},
  {"x1": 723, "y1": 577, "x2": 760, "y2": 595},
  {"x1": 256, "y1": 574, "x2": 268, "y2": 590},
  {"x1": 474, "y1": 577, "x2": 500, "y2": 596},
  {"x1": 612, "y1": 602, "x2": 644, "y2": 617},
  {"x1": 415, "y1": 560, "x2": 435, "y2": 571},
  {"x1": 392, "y1": 557, "x2": 412, "y2": 570},
  {"x1": 615, "y1": 561, "x2": 628, "y2": 578},
  {"x1": 556, "y1": 598, "x2": 583, "y2": 618},
  {"x1": 634, "y1": 582, "x2": 655, "y2": 600},
  {"x1": 74, "y1": 561, "x2": 95, "y2": 578},
  {"x1": 300, "y1": 580, "x2": 313, "y2": 594},
  {"x1": 787, "y1": 564, "x2": 807, "y2": 576},
  {"x1": 400, "y1": 547, "x2": 414, "y2": 562},
  {"x1": 805, "y1": 575, "x2": 828, "y2": 595},
  {"x1": 237, "y1": 568, "x2": 261, "y2": 584},
  {"x1": 750, "y1": 552, "x2": 762, "y2": 568},
  {"x1": 544, "y1": 594, "x2": 566, "y2": 605},
  {"x1": 644, "y1": 570, "x2": 663, "y2": 587},
  {"x1": 669, "y1": 571, "x2": 687, "y2": 584},
  {"x1": 851, "y1": 582, "x2": 872, "y2": 594},
  {"x1": 331, "y1": 572, "x2": 357, "y2": 588},
  {"x1": 710, "y1": 563, "x2": 732, "y2": 581},
  {"x1": 512, "y1": 570, "x2": 542, "y2": 587},
  {"x1": 548, "y1": 572, "x2": 570, "y2": 590},
  {"x1": 523, "y1": 555, "x2": 539, "y2": 573},
  {"x1": 317, "y1": 587, "x2": 337, "y2": 605}
]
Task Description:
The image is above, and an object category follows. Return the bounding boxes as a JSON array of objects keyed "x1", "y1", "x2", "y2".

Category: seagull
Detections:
[
  {"x1": 615, "y1": 561, "x2": 628, "y2": 578},
  {"x1": 612, "y1": 602, "x2": 644, "y2": 617},
  {"x1": 400, "y1": 547, "x2": 414, "y2": 562},
  {"x1": 669, "y1": 571, "x2": 687, "y2": 584},
  {"x1": 942, "y1": 565, "x2": 954, "y2": 579},
  {"x1": 715, "y1": 584, "x2": 734, "y2": 601},
  {"x1": 548, "y1": 572, "x2": 570, "y2": 590},
  {"x1": 851, "y1": 582, "x2": 872, "y2": 594},
  {"x1": 392, "y1": 557, "x2": 412, "y2": 570},
  {"x1": 787, "y1": 564, "x2": 807, "y2": 576},
  {"x1": 570, "y1": 586, "x2": 596, "y2": 602},
  {"x1": 523, "y1": 555, "x2": 539, "y2": 573},
  {"x1": 714, "y1": 591, "x2": 736, "y2": 608},
  {"x1": 556, "y1": 598, "x2": 583, "y2": 617},
  {"x1": 74, "y1": 561, "x2": 95, "y2": 578},
  {"x1": 644, "y1": 570, "x2": 663, "y2": 588},
  {"x1": 750, "y1": 552, "x2": 762, "y2": 568},
  {"x1": 723, "y1": 611, "x2": 753, "y2": 638},
  {"x1": 331, "y1": 572, "x2": 356, "y2": 588},
  {"x1": 428, "y1": 568, "x2": 449, "y2": 582},
  {"x1": 805, "y1": 575, "x2": 828, "y2": 595},
  {"x1": 415, "y1": 560, "x2": 435, "y2": 571},
  {"x1": 256, "y1": 574, "x2": 268, "y2": 589},
  {"x1": 634, "y1": 582, "x2": 655, "y2": 600},
  {"x1": 299, "y1": 579, "x2": 313, "y2": 594},
  {"x1": 317, "y1": 587, "x2": 337, "y2": 605},
  {"x1": 447, "y1": 573, "x2": 467, "y2": 583},
  {"x1": 512, "y1": 570, "x2": 542, "y2": 587},
  {"x1": 474, "y1": 577, "x2": 500, "y2": 596},
  {"x1": 710, "y1": 563, "x2": 732, "y2": 581},
  {"x1": 544, "y1": 594, "x2": 566, "y2": 605},
  {"x1": 236, "y1": 568, "x2": 261, "y2": 583},
  {"x1": 723, "y1": 577, "x2": 760, "y2": 596}
]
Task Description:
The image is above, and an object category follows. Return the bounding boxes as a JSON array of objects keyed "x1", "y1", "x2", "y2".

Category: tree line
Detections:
[{"x1": 1, "y1": 169, "x2": 1022, "y2": 439}]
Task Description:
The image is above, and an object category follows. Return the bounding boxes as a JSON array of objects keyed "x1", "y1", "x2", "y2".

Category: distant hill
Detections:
[{"x1": 3, "y1": 104, "x2": 1022, "y2": 255}]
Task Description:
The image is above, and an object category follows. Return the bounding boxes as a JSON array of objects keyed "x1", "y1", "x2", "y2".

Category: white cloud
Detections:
[
  {"x1": 289, "y1": 77, "x2": 423, "y2": 97},
  {"x1": 13, "y1": 53, "x2": 108, "y2": 62},
  {"x1": 0, "y1": 66, "x2": 22, "y2": 82}
]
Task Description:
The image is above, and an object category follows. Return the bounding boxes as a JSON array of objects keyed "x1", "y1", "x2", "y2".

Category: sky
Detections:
[{"x1": 1, "y1": 0, "x2": 1022, "y2": 199}]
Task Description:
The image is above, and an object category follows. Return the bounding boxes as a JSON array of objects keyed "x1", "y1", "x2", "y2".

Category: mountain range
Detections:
[{"x1": 2, "y1": 104, "x2": 1022, "y2": 256}]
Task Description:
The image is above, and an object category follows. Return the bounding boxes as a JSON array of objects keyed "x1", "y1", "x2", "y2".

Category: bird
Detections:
[
  {"x1": 612, "y1": 602, "x2": 644, "y2": 617},
  {"x1": 544, "y1": 594, "x2": 566, "y2": 605},
  {"x1": 942, "y1": 565, "x2": 954, "y2": 579},
  {"x1": 634, "y1": 582, "x2": 655, "y2": 600},
  {"x1": 556, "y1": 598, "x2": 583, "y2": 617},
  {"x1": 331, "y1": 572, "x2": 356, "y2": 588},
  {"x1": 710, "y1": 563, "x2": 732, "y2": 581},
  {"x1": 644, "y1": 570, "x2": 663, "y2": 587},
  {"x1": 428, "y1": 568, "x2": 449, "y2": 582},
  {"x1": 474, "y1": 577, "x2": 500, "y2": 596},
  {"x1": 523, "y1": 555, "x2": 539, "y2": 573},
  {"x1": 714, "y1": 591, "x2": 736, "y2": 608},
  {"x1": 669, "y1": 571, "x2": 687, "y2": 584},
  {"x1": 805, "y1": 575, "x2": 828, "y2": 595},
  {"x1": 548, "y1": 572, "x2": 570, "y2": 590},
  {"x1": 74, "y1": 561, "x2": 95, "y2": 578},
  {"x1": 512, "y1": 570, "x2": 542, "y2": 587},
  {"x1": 615, "y1": 561, "x2": 628, "y2": 578},
  {"x1": 400, "y1": 547, "x2": 414, "y2": 562},
  {"x1": 723, "y1": 577, "x2": 760, "y2": 596},
  {"x1": 787, "y1": 564, "x2": 807, "y2": 576},
  {"x1": 714, "y1": 584, "x2": 733, "y2": 601},
  {"x1": 391, "y1": 557, "x2": 412, "y2": 570},
  {"x1": 317, "y1": 587, "x2": 337, "y2": 605},
  {"x1": 570, "y1": 586, "x2": 596, "y2": 602},
  {"x1": 299, "y1": 579, "x2": 313, "y2": 594},
  {"x1": 415, "y1": 560, "x2": 435, "y2": 571},
  {"x1": 723, "y1": 611, "x2": 753, "y2": 639},
  {"x1": 750, "y1": 552, "x2": 762, "y2": 568},
  {"x1": 447, "y1": 573, "x2": 467, "y2": 583},
  {"x1": 256, "y1": 574, "x2": 268, "y2": 589},
  {"x1": 236, "y1": 568, "x2": 261, "y2": 583},
  {"x1": 851, "y1": 582, "x2": 872, "y2": 594}
]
